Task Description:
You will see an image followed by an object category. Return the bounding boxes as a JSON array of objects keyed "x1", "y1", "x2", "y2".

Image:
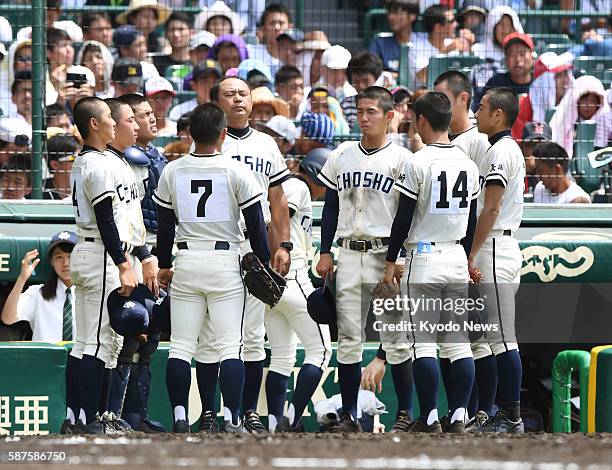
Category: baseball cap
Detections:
[
  {"x1": 112, "y1": 58, "x2": 143, "y2": 86},
  {"x1": 277, "y1": 29, "x2": 305, "y2": 43},
  {"x1": 0, "y1": 117, "x2": 31, "y2": 146},
  {"x1": 502, "y1": 32, "x2": 534, "y2": 52},
  {"x1": 254, "y1": 115, "x2": 297, "y2": 145},
  {"x1": 522, "y1": 122, "x2": 552, "y2": 143},
  {"x1": 321, "y1": 45, "x2": 351, "y2": 70},
  {"x1": 300, "y1": 147, "x2": 331, "y2": 186},
  {"x1": 390, "y1": 86, "x2": 411, "y2": 104},
  {"x1": 458, "y1": 0, "x2": 488, "y2": 17},
  {"x1": 301, "y1": 111, "x2": 335, "y2": 146},
  {"x1": 190, "y1": 30, "x2": 216, "y2": 50},
  {"x1": 66, "y1": 65, "x2": 96, "y2": 88},
  {"x1": 145, "y1": 76, "x2": 176, "y2": 97},
  {"x1": 47, "y1": 231, "x2": 77, "y2": 257},
  {"x1": 238, "y1": 59, "x2": 273, "y2": 85},
  {"x1": 192, "y1": 59, "x2": 223, "y2": 81},
  {"x1": 113, "y1": 25, "x2": 143, "y2": 48}
]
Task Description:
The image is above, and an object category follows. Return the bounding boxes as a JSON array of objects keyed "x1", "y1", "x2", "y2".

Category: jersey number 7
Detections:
[{"x1": 191, "y1": 179, "x2": 212, "y2": 217}]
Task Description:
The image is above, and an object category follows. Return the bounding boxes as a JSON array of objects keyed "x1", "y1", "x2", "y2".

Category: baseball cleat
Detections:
[
  {"x1": 75, "y1": 417, "x2": 106, "y2": 435},
  {"x1": 172, "y1": 419, "x2": 191, "y2": 433},
  {"x1": 472, "y1": 410, "x2": 524, "y2": 433},
  {"x1": 220, "y1": 420, "x2": 246, "y2": 433},
  {"x1": 466, "y1": 411, "x2": 490, "y2": 432},
  {"x1": 139, "y1": 418, "x2": 167, "y2": 433},
  {"x1": 60, "y1": 419, "x2": 75, "y2": 434},
  {"x1": 407, "y1": 419, "x2": 442, "y2": 433},
  {"x1": 327, "y1": 413, "x2": 362, "y2": 433},
  {"x1": 244, "y1": 410, "x2": 267, "y2": 434},
  {"x1": 101, "y1": 412, "x2": 131, "y2": 434},
  {"x1": 276, "y1": 416, "x2": 305, "y2": 433},
  {"x1": 391, "y1": 410, "x2": 412, "y2": 432},
  {"x1": 444, "y1": 419, "x2": 466, "y2": 434},
  {"x1": 196, "y1": 410, "x2": 218, "y2": 433}
]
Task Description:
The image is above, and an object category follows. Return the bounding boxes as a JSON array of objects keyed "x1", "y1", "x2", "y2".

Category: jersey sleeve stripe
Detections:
[
  {"x1": 152, "y1": 193, "x2": 173, "y2": 209},
  {"x1": 91, "y1": 190, "x2": 115, "y2": 205},
  {"x1": 238, "y1": 192, "x2": 263, "y2": 208},
  {"x1": 486, "y1": 172, "x2": 508, "y2": 186},
  {"x1": 269, "y1": 174, "x2": 289, "y2": 187},
  {"x1": 318, "y1": 172, "x2": 337, "y2": 190},
  {"x1": 269, "y1": 168, "x2": 290, "y2": 184},
  {"x1": 287, "y1": 201, "x2": 299, "y2": 212},
  {"x1": 394, "y1": 183, "x2": 418, "y2": 200}
]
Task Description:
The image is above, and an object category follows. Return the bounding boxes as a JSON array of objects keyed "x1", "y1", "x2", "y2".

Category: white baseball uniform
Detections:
[
  {"x1": 194, "y1": 127, "x2": 290, "y2": 364},
  {"x1": 448, "y1": 125, "x2": 492, "y2": 360},
  {"x1": 69, "y1": 147, "x2": 144, "y2": 367},
  {"x1": 318, "y1": 141, "x2": 412, "y2": 365},
  {"x1": 265, "y1": 176, "x2": 332, "y2": 377},
  {"x1": 472, "y1": 134, "x2": 525, "y2": 357},
  {"x1": 153, "y1": 152, "x2": 263, "y2": 364},
  {"x1": 394, "y1": 143, "x2": 481, "y2": 361}
]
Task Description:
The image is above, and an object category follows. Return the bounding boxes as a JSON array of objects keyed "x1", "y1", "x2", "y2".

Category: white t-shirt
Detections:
[
  {"x1": 16, "y1": 280, "x2": 75, "y2": 342},
  {"x1": 395, "y1": 143, "x2": 480, "y2": 244},
  {"x1": 533, "y1": 181, "x2": 591, "y2": 204},
  {"x1": 154, "y1": 152, "x2": 262, "y2": 244},
  {"x1": 247, "y1": 44, "x2": 281, "y2": 78},
  {"x1": 319, "y1": 140, "x2": 412, "y2": 239}
]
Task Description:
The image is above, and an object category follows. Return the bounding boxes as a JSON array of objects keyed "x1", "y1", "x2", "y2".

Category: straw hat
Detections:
[
  {"x1": 116, "y1": 0, "x2": 171, "y2": 26},
  {"x1": 251, "y1": 86, "x2": 290, "y2": 118}
]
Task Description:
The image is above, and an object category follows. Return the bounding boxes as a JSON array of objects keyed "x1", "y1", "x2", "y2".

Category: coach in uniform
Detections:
[{"x1": 155, "y1": 103, "x2": 271, "y2": 433}]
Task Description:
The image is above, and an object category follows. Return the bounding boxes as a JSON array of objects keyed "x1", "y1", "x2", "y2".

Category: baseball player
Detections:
[
  {"x1": 69, "y1": 96, "x2": 141, "y2": 434},
  {"x1": 316, "y1": 86, "x2": 413, "y2": 432},
  {"x1": 469, "y1": 87, "x2": 525, "y2": 433},
  {"x1": 103, "y1": 96, "x2": 164, "y2": 433},
  {"x1": 383, "y1": 91, "x2": 480, "y2": 434},
  {"x1": 433, "y1": 71, "x2": 497, "y2": 429},
  {"x1": 154, "y1": 102, "x2": 271, "y2": 433},
  {"x1": 193, "y1": 77, "x2": 291, "y2": 434},
  {"x1": 265, "y1": 150, "x2": 332, "y2": 433}
]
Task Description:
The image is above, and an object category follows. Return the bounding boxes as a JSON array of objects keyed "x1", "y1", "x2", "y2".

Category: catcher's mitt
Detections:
[{"x1": 241, "y1": 252, "x2": 286, "y2": 307}]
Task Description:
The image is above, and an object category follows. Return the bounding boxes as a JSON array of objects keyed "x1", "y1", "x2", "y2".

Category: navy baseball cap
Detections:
[
  {"x1": 192, "y1": 60, "x2": 223, "y2": 81},
  {"x1": 47, "y1": 231, "x2": 77, "y2": 257},
  {"x1": 107, "y1": 284, "x2": 154, "y2": 338},
  {"x1": 301, "y1": 111, "x2": 335, "y2": 146},
  {"x1": 300, "y1": 148, "x2": 331, "y2": 187},
  {"x1": 307, "y1": 277, "x2": 336, "y2": 325},
  {"x1": 113, "y1": 25, "x2": 143, "y2": 48},
  {"x1": 112, "y1": 58, "x2": 144, "y2": 86},
  {"x1": 522, "y1": 122, "x2": 552, "y2": 143}
]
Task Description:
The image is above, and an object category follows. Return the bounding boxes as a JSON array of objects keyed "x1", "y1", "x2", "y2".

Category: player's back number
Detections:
[
  {"x1": 430, "y1": 164, "x2": 471, "y2": 214},
  {"x1": 176, "y1": 173, "x2": 230, "y2": 222}
]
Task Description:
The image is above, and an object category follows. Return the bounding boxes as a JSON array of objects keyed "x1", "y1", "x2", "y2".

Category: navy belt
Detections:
[
  {"x1": 85, "y1": 237, "x2": 133, "y2": 253},
  {"x1": 430, "y1": 241, "x2": 461, "y2": 246},
  {"x1": 176, "y1": 241, "x2": 230, "y2": 250}
]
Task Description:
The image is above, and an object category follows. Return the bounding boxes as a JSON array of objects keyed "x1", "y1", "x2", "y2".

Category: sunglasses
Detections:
[{"x1": 15, "y1": 55, "x2": 32, "y2": 62}]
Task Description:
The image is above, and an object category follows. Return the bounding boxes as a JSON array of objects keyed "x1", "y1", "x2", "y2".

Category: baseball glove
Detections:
[
  {"x1": 241, "y1": 252, "x2": 286, "y2": 307},
  {"x1": 372, "y1": 280, "x2": 398, "y2": 301}
]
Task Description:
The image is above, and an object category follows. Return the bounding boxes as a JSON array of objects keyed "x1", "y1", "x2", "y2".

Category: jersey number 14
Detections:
[{"x1": 430, "y1": 168, "x2": 470, "y2": 214}]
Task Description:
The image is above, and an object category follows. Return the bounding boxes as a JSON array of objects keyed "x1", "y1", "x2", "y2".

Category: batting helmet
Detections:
[
  {"x1": 307, "y1": 276, "x2": 336, "y2": 325},
  {"x1": 107, "y1": 284, "x2": 154, "y2": 338},
  {"x1": 300, "y1": 147, "x2": 331, "y2": 187},
  {"x1": 150, "y1": 289, "x2": 170, "y2": 335}
]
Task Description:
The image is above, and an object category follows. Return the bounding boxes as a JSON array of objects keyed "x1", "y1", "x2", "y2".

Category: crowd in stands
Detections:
[{"x1": 0, "y1": 0, "x2": 610, "y2": 207}]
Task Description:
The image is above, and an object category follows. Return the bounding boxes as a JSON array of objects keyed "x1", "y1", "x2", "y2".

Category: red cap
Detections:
[{"x1": 502, "y1": 32, "x2": 534, "y2": 52}]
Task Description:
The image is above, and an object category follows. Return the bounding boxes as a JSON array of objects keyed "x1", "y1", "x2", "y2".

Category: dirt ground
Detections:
[{"x1": 1, "y1": 433, "x2": 612, "y2": 469}]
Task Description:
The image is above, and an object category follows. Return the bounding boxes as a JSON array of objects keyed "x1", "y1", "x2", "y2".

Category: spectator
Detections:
[
  {"x1": 45, "y1": 134, "x2": 79, "y2": 200},
  {"x1": 163, "y1": 140, "x2": 189, "y2": 162},
  {"x1": 194, "y1": 0, "x2": 243, "y2": 37},
  {"x1": 190, "y1": 30, "x2": 217, "y2": 65},
  {"x1": 275, "y1": 65, "x2": 305, "y2": 119},
  {"x1": 276, "y1": 29, "x2": 304, "y2": 69},
  {"x1": 253, "y1": 115, "x2": 298, "y2": 161},
  {"x1": 153, "y1": 13, "x2": 193, "y2": 76},
  {"x1": 46, "y1": 104, "x2": 73, "y2": 133},
  {"x1": 533, "y1": 142, "x2": 591, "y2": 203},
  {"x1": 248, "y1": 3, "x2": 292, "y2": 77},
  {"x1": 320, "y1": 45, "x2": 356, "y2": 103},
  {"x1": 521, "y1": 121, "x2": 553, "y2": 193},
  {"x1": 114, "y1": 25, "x2": 160, "y2": 82},
  {"x1": 394, "y1": 86, "x2": 426, "y2": 152},
  {"x1": 145, "y1": 77, "x2": 177, "y2": 138},
  {"x1": 296, "y1": 30, "x2": 331, "y2": 87},
  {"x1": 112, "y1": 58, "x2": 145, "y2": 96},
  {"x1": 176, "y1": 113, "x2": 192, "y2": 147},
  {"x1": 47, "y1": 28, "x2": 75, "y2": 105},
  {"x1": 475, "y1": 32, "x2": 535, "y2": 110},
  {"x1": 295, "y1": 111, "x2": 335, "y2": 156},
  {"x1": 387, "y1": 86, "x2": 412, "y2": 148},
  {"x1": 0, "y1": 40, "x2": 32, "y2": 119},
  {"x1": 559, "y1": 0, "x2": 611, "y2": 36},
  {"x1": 17, "y1": 0, "x2": 82, "y2": 44},
  {"x1": 512, "y1": 52, "x2": 574, "y2": 140},
  {"x1": 0, "y1": 15, "x2": 12, "y2": 43},
  {"x1": 238, "y1": 59, "x2": 274, "y2": 90},
  {"x1": 76, "y1": 41, "x2": 115, "y2": 99},
  {"x1": 11, "y1": 71, "x2": 33, "y2": 125},
  {"x1": 197, "y1": 0, "x2": 264, "y2": 34},
  {"x1": 0, "y1": 153, "x2": 31, "y2": 200},
  {"x1": 116, "y1": 0, "x2": 171, "y2": 54},
  {"x1": 411, "y1": 4, "x2": 474, "y2": 88},
  {"x1": 0, "y1": 231, "x2": 77, "y2": 342},
  {"x1": 0, "y1": 119, "x2": 31, "y2": 167},
  {"x1": 307, "y1": 86, "x2": 350, "y2": 135},
  {"x1": 81, "y1": 12, "x2": 113, "y2": 48},
  {"x1": 169, "y1": 60, "x2": 223, "y2": 121},
  {"x1": 458, "y1": 0, "x2": 488, "y2": 43},
  {"x1": 369, "y1": 0, "x2": 421, "y2": 75},
  {"x1": 550, "y1": 75, "x2": 610, "y2": 159},
  {"x1": 208, "y1": 34, "x2": 249, "y2": 74},
  {"x1": 569, "y1": 16, "x2": 612, "y2": 57},
  {"x1": 58, "y1": 65, "x2": 96, "y2": 116},
  {"x1": 249, "y1": 86, "x2": 290, "y2": 124}
]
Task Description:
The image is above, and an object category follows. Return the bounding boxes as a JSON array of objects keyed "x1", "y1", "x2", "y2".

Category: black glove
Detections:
[{"x1": 241, "y1": 252, "x2": 286, "y2": 308}]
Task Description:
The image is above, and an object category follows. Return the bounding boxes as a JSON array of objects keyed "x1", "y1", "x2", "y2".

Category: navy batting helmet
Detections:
[
  {"x1": 307, "y1": 276, "x2": 336, "y2": 325},
  {"x1": 107, "y1": 284, "x2": 154, "y2": 338},
  {"x1": 150, "y1": 289, "x2": 170, "y2": 335},
  {"x1": 300, "y1": 147, "x2": 331, "y2": 187}
]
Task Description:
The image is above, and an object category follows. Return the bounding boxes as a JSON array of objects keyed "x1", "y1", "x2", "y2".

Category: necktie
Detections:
[{"x1": 62, "y1": 288, "x2": 73, "y2": 341}]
